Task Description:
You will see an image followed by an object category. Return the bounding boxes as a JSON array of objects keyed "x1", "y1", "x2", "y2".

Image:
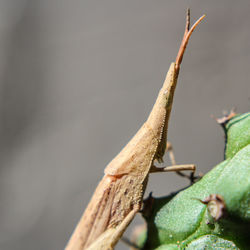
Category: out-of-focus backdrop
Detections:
[{"x1": 0, "y1": 1, "x2": 249, "y2": 249}]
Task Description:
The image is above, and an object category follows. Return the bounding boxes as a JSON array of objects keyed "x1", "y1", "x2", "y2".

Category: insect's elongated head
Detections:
[
  {"x1": 151, "y1": 10, "x2": 205, "y2": 162},
  {"x1": 175, "y1": 9, "x2": 205, "y2": 74}
]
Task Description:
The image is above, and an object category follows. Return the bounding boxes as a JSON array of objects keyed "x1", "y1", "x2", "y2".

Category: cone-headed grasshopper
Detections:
[{"x1": 66, "y1": 10, "x2": 205, "y2": 250}]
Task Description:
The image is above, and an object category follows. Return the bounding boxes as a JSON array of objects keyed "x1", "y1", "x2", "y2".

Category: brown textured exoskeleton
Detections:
[{"x1": 66, "y1": 10, "x2": 205, "y2": 250}]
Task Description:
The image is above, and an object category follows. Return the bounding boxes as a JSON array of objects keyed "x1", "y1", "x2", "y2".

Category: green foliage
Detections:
[
  {"x1": 225, "y1": 113, "x2": 250, "y2": 159},
  {"x1": 154, "y1": 235, "x2": 239, "y2": 250},
  {"x1": 137, "y1": 113, "x2": 250, "y2": 250}
]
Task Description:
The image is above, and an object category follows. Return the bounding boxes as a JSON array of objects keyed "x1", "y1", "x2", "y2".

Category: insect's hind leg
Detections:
[
  {"x1": 86, "y1": 205, "x2": 140, "y2": 250},
  {"x1": 110, "y1": 204, "x2": 140, "y2": 248}
]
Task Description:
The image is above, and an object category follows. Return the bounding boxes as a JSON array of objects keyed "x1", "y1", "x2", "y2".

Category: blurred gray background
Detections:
[{"x1": 0, "y1": 1, "x2": 249, "y2": 249}]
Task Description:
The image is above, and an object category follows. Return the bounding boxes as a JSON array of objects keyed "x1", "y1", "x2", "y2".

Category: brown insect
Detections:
[{"x1": 66, "y1": 10, "x2": 205, "y2": 250}]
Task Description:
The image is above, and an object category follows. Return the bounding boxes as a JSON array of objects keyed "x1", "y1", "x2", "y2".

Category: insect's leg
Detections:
[
  {"x1": 156, "y1": 141, "x2": 199, "y2": 183},
  {"x1": 166, "y1": 141, "x2": 177, "y2": 165},
  {"x1": 150, "y1": 164, "x2": 199, "y2": 184},
  {"x1": 86, "y1": 205, "x2": 140, "y2": 250},
  {"x1": 109, "y1": 204, "x2": 141, "y2": 248},
  {"x1": 150, "y1": 164, "x2": 195, "y2": 173},
  {"x1": 166, "y1": 141, "x2": 197, "y2": 183}
]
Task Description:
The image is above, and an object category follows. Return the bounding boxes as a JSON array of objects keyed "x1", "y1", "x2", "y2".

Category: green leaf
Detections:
[
  {"x1": 152, "y1": 235, "x2": 239, "y2": 250},
  {"x1": 185, "y1": 235, "x2": 239, "y2": 250},
  {"x1": 139, "y1": 113, "x2": 250, "y2": 249},
  {"x1": 225, "y1": 113, "x2": 250, "y2": 159}
]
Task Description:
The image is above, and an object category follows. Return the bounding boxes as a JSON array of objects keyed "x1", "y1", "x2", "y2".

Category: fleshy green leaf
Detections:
[
  {"x1": 139, "y1": 113, "x2": 250, "y2": 249},
  {"x1": 225, "y1": 112, "x2": 250, "y2": 159},
  {"x1": 185, "y1": 235, "x2": 239, "y2": 250}
]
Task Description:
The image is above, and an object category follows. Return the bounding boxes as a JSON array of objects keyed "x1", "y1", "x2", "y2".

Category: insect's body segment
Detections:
[
  {"x1": 105, "y1": 63, "x2": 177, "y2": 176},
  {"x1": 66, "y1": 63, "x2": 178, "y2": 250},
  {"x1": 67, "y1": 173, "x2": 145, "y2": 249},
  {"x1": 147, "y1": 63, "x2": 178, "y2": 163},
  {"x1": 66, "y1": 11, "x2": 205, "y2": 250}
]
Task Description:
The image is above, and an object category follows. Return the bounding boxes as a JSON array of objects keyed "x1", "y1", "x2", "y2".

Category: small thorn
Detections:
[
  {"x1": 215, "y1": 109, "x2": 237, "y2": 127},
  {"x1": 198, "y1": 194, "x2": 227, "y2": 221}
]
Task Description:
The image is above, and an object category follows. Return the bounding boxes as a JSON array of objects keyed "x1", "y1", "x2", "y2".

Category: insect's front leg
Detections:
[
  {"x1": 166, "y1": 141, "x2": 177, "y2": 165},
  {"x1": 167, "y1": 141, "x2": 196, "y2": 181},
  {"x1": 150, "y1": 164, "x2": 195, "y2": 174},
  {"x1": 151, "y1": 141, "x2": 198, "y2": 183},
  {"x1": 167, "y1": 141, "x2": 203, "y2": 182}
]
